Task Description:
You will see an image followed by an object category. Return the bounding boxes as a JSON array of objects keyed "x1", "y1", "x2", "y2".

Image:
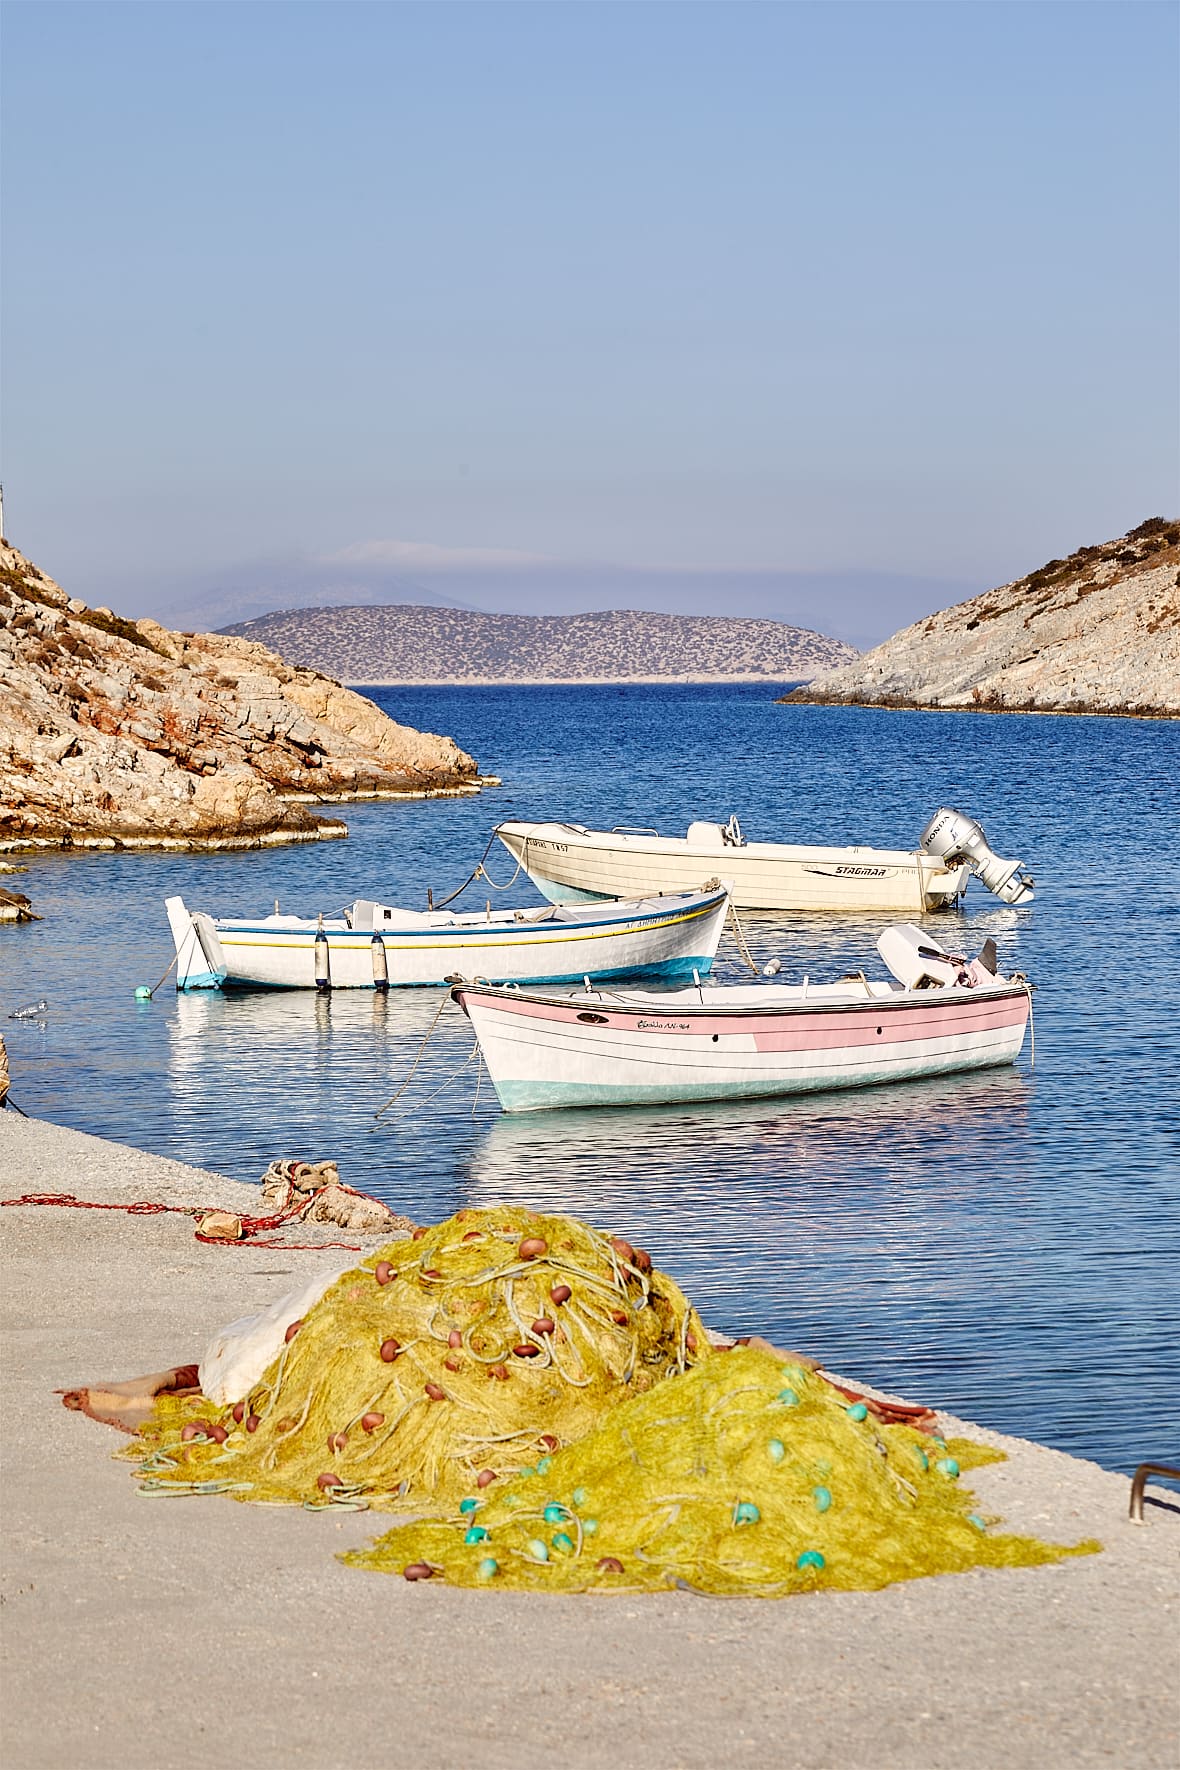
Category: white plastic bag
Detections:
[{"x1": 198, "y1": 1261, "x2": 355, "y2": 1405}]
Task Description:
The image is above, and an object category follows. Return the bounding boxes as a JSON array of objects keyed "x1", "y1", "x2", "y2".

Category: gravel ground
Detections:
[{"x1": 2, "y1": 1110, "x2": 1177, "y2": 1770}]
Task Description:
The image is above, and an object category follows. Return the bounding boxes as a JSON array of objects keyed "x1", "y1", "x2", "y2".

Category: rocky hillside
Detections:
[
  {"x1": 220, "y1": 605, "x2": 857, "y2": 684},
  {"x1": 0, "y1": 544, "x2": 480, "y2": 853},
  {"x1": 785, "y1": 520, "x2": 1179, "y2": 718}
]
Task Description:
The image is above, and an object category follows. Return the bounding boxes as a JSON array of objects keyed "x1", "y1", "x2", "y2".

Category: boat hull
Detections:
[
  {"x1": 496, "y1": 823, "x2": 968, "y2": 913},
  {"x1": 165, "y1": 889, "x2": 730, "y2": 991},
  {"x1": 455, "y1": 981, "x2": 1030, "y2": 1112}
]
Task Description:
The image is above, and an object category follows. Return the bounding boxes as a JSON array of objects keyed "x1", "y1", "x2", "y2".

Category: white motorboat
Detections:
[
  {"x1": 495, "y1": 806, "x2": 1034, "y2": 914},
  {"x1": 453, "y1": 923, "x2": 1031, "y2": 1113},
  {"x1": 164, "y1": 885, "x2": 730, "y2": 992}
]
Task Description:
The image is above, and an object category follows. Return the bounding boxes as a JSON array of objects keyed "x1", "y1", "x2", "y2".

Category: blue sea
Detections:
[{"x1": 2, "y1": 685, "x2": 1177, "y2": 1475}]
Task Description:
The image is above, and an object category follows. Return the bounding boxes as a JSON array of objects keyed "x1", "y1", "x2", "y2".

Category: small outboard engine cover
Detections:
[
  {"x1": 878, "y1": 924, "x2": 965, "y2": 989},
  {"x1": 920, "y1": 808, "x2": 1034, "y2": 905}
]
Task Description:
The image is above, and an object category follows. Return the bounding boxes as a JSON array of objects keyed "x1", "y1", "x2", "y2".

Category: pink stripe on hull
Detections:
[
  {"x1": 465, "y1": 988, "x2": 1029, "y2": 1049},
  {"x1": 751, "y1": 995, "x2": 1027, "y2": 1052}
]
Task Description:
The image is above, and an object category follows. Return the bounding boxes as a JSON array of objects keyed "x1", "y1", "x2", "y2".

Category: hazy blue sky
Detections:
[{"x1": 3, "y1": 0, "x2": 1176, "y2": 645}]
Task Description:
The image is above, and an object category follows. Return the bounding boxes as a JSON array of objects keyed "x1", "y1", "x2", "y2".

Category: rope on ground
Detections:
[{"x1": 0, "y1": 1188, "x2": 364, "y2": 1252}]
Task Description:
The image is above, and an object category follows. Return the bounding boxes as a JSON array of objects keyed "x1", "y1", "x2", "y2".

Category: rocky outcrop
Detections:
[
  {"x1": 784, "y1": 520, "x2": 1180, "y2": 718},
  {"x1": 0, "y1": 544, "x2": 481, "y2": 853},
  {"x1": 221, "y1": 604, "x2": 858, "y2": 684}
]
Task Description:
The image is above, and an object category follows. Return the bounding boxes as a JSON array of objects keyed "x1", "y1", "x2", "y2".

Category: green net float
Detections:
[
  {"x1": 536, "y1": 1456, "x2": 552, "y2": 1475},
  {"x1": 936, "y1": 1458, "x2": 960, "y2": 1479},
  {"x1": 464, "y1": 1525, "x2": 489, "y2": 1544},
  {"x1": 459, "y1": 1498, "x2": 479, "y2": 1515},
  {"x1": 796, "y1": 1550, "x2": 825, "y2": 1570},
  {"x1": 968, "y1": 1513, "x2": 987, "y2": 1531},
  {"x1": 476, "y1": 1557, "x2": 499, "y2": 1581},
  {"x1": 933, "y1": 1436, "x2": 947, "y2": 1449},
  {"x1": 581, "y1": 1517, "x2": 599, "y2": 1534},
  {"x1": 571, "y1": 1486, "x2": 588, "y2": 1507},
  {"x1": 813, "y1": 1485, "x2": 832, "y2": 1513},
  {"x1": 527, "y1": 1538, "x2": 549, "y2": 1562},
  {"x1": 518, "y1": 1465, "x2": 536, "y2": 1479},
  {"x1": 551, "y1": 1532, "x2": 575, "y2": 1554},
  {"x1": 781, "y1": 1364, "x2": 810, "y2": 1387},
  {"x1": 543, "y1": 1503, "x2": 568, "y2": 1525},
  {"x1": 767, "y1": 1438, "x2": 786, "y2": 1463},
  {"x1": 846, "y1": 1402, "x2": 868, "y2": 1422},
  {"x1": 777, "y1": 1388, "x2": 800, "y2": 1408},
  {"x1": 914, "y1": 1448, "x2": 929, "y2": 1471},
  {"x1": 733, "y1": 1501, "x2": 760, "y2": 1527}
]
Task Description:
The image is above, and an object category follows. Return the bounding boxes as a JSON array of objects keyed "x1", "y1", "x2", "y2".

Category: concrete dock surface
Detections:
[{"x1": 2, "y1": 1110, "x2": 1177, "y2": 1770}]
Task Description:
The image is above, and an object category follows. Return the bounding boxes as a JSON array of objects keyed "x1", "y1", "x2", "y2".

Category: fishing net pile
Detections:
[
  {"x1": 130, "y1": 1206, "x2": 708, "y2": 1509},
  {"x1": 346, "y1": 1348, "x2": 1095, "y2": 1594},
  {"x1": 126, "y1": 1203, "x2": 1095, "y2": 1596}
]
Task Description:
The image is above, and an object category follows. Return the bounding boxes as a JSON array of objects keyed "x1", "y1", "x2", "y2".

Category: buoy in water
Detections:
[{"x1": 134, "y1": 986, "x2": 152, "y2": 1001}]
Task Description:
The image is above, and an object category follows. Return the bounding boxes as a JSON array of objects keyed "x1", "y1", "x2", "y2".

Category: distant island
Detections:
[
  {"x1": 784, "y1": 519, "x2": 1179, "y2": 719},
  {"x1": 0, "y1": 543, "x2": 482, "y2": 855},
  {"x1": 219, "y1": 605, "x2": 858, "y2": 685}
]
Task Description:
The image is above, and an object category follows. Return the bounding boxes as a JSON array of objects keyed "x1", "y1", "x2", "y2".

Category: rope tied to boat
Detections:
[
  {"x1": 726, "y1": 900, "x2": 760, "y2": 975},
  {"x1": 431, "y1": 834, "x2": 527, "y2": 911}
]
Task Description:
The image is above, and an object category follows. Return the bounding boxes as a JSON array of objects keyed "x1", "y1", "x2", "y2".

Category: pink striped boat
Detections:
[{"x1": 453, "y1": 924, "x2": 1031, "y2": 1113}]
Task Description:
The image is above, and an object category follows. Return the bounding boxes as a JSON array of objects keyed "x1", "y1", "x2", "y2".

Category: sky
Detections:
[{"x1": 2, "y1": 0, "x2": 1177, "y2": 648}]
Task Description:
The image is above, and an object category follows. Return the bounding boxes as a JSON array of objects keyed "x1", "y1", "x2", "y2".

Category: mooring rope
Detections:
[
  {"x1": 726, "y1": 901, "x2": 760, "y2": 975},
  {"x1": 372, "y1": 995, "x2": 453, "y2": 1120},
  {"x1": 432, "y1": 835, "x2": 526, "y2": 909}
]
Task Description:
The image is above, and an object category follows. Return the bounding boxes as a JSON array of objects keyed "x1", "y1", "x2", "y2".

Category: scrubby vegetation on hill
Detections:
[{"x1": 220, "y1": 605, "x2": 857, "y2": 684}]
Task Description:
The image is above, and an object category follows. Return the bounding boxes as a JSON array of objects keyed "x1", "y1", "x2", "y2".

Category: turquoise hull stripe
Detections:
[
  {"x1": 494, "y1": 1053, "x2": 1015, "y2": 1113},
  {"x1": 177, "y1": 968, "x2": 226, "y2": 991},
  {"x1": 188, "y1": 952, "x2": 716, "y2": 994}
]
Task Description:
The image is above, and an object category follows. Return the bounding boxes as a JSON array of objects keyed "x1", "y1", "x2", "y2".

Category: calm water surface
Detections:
[{"x1": 2, "y1": 687, "x2": 1177, "y2": 1474}]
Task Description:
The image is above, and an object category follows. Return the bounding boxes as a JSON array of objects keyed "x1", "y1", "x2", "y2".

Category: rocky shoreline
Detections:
[
  {"x1": 0, "y1": 543, "x2": 484, "y2": 854},
  {"x1": 785, "y1": 520, "x2": 1180, "y2": 718}
]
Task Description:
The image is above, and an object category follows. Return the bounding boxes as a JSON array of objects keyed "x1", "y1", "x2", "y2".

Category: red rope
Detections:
[
  {"x1": 1, "y1": 1192, "x2": 196, "y2": 1216},
  {"x1": 1, "y1": 1190, "x2": 363, "y2": 1251}
]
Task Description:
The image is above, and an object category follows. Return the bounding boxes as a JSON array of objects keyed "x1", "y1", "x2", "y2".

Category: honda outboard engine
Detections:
[{"x1": 920, "y1": 808, "x2": 1034, "y2": 905}]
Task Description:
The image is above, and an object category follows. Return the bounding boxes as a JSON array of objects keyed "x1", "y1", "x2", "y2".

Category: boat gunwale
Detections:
[
  {"x1": 452, "y1": 980, "x2": 1030, "y2": 1024},
  {"x1": 203, "y1": 887, "x2": 729, "y2": 942},
  {"x1": 494, "y1": 820, "x2": 960, "y2": 873}
]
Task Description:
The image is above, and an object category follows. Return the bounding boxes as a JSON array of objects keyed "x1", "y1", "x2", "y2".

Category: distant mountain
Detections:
[
  {"x1": 219, "y1": 605, "x2": 858, "y2": 684},
  {"x1": 785, "y1": 520, "x2": 1180, "y2": 718}
]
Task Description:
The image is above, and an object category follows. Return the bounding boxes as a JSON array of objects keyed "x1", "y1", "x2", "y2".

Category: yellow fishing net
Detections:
[
  {"x1": 129, "y1": 1206, "x2": 708, "y2": 1509},
  {"x1": 126, "y1": 1205, "x2": 1097, "y2": 1595},
  {"x1": 346, "y1": 1349, "x2": 1097, "y2": 1594}
]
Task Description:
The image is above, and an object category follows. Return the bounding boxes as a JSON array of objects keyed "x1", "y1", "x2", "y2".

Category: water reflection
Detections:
[{"x1": 465, "y1": 1070, "x2": 1030, "y2": 1215}]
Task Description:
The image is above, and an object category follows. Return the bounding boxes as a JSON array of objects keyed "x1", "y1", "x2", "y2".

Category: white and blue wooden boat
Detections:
[{"x1": 164, "y1": 886, "x2": 730, "y2": 992}]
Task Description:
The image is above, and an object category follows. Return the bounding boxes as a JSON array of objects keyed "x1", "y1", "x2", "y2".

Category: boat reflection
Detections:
[{"x1": 464, "y1": 1068, "x2": 1030, "y2": 1215}]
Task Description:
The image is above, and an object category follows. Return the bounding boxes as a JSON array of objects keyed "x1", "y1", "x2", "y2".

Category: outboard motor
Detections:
[{"x1": 920, "y1": 808, "x2": 1034, "y2": 905}]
